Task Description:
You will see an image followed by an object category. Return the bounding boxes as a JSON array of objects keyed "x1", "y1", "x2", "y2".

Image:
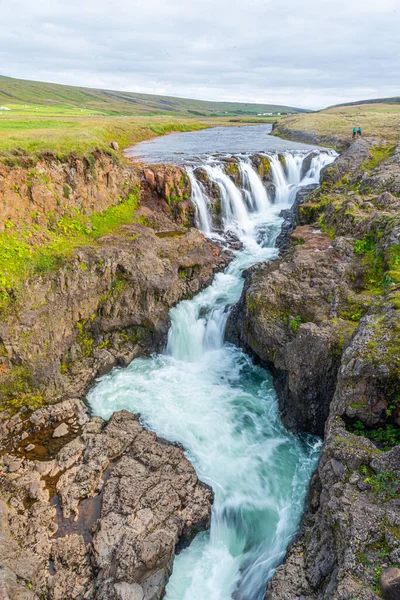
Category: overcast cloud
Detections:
[{"x1": 0, "y1": 0, "x2": 399, "y2": 109}]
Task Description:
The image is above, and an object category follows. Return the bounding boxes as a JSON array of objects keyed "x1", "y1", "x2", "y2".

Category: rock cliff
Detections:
[
  {"x1": 228, "y1": 139, "x2": 400, "y2": 599},
  {"x1": 0, "y1": 152, "x2": 224, "y2": 599}
]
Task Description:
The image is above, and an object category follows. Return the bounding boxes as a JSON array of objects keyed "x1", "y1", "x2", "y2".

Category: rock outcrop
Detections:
[
  {"x1": 0, "y1": 223, "x2": 225, "y2": 407},
  {"x1": 0, "y1": 151, "x2": 225, "y2": 600},
  {"x1": 271, "y1": 121, "x2": 348, "y2": 152},
  {"x1": 0, "y1": 403, "x2": 212, "y2": 600},
  {"x1": 228, "y1": 139, "x2": 400, "y2": 598}
]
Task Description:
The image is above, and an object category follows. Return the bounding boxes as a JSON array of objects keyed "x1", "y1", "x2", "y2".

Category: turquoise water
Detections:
[{"x1": 88, "y1": 148, "x2": 334, "y2": 599}]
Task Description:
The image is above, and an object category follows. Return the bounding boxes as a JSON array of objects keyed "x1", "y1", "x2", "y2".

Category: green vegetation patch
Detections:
[
  {"x1": 364, "y1": 469, "x2": 400, "y2": 501},
  {"x1": 353, "y1": 234, "x2": 386, "y2": 294},
  {"x1": 361, "y1": 145, "x2": 396, "y2": 171},
  {"x1": 289, "y1": 315, "x2": 302, "y2": 332},
  {"x1": 0, "y1": 187, "x2": 140, "y2": 312},
  {"x1": 350, "y1": 420, "x2": 400, "y2": 451}
]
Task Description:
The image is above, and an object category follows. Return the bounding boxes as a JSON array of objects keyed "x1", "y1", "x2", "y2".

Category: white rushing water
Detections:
[{"x1": 88, "y1": 150, "x2": 335, "y2": 600}]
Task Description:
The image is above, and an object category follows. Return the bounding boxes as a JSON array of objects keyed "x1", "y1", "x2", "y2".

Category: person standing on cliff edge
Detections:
[
  {"x1": 353, "y1": 127, "x2": 357, "y2": 138},
  {"x1": 358, "y1": 127, "x2": 362, "y2": 136}
]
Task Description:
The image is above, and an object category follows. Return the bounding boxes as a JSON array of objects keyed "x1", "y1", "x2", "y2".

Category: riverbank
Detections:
[{"x1": 271, "y1": 102, "x2": 400, "y2": 151}]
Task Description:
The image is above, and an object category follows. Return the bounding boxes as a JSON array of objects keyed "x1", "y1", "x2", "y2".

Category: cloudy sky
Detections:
[{"x1": 0, "y1": 0, "x2": 399, "y2": 109}]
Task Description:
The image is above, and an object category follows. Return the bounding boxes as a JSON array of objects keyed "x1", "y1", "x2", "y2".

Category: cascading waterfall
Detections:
[
  {"x1": 203, "y1": 164, "x2": 253, "y2": 236},
  {"x1": 187, "y1": 168, "x2": 212, "y2": 233},
  {"x1": 238, "y1": 160, "x2": 271, "y2": 216},
  {"x1": 88, "y1": 149, "x2": 335, "y2": 600}
]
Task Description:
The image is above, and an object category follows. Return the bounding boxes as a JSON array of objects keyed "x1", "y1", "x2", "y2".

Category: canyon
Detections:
[{"x1": 0, "y1": 126, "x2": 399, "y2": 600}]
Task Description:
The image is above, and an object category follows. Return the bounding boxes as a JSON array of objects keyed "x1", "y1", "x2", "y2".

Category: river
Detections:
[{"x1": 88, "y1": 126, "x2": 336, "y2": 600}]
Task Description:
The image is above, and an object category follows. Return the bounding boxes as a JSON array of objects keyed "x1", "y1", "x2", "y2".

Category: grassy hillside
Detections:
[
  {"x1": 332, "y1": 97, "x2": 400, "y2": 108},
  {"x1": 275, "y1": 102, "x2": 400, "y2": 145},
  {"x1": 0, "y1": 75, "x2": 305, "y2": 117}
]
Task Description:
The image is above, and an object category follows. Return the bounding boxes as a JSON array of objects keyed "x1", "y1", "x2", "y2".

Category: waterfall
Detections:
[
  {"x1": 187, "y1": 168, "x2": 212, "y2": 233},
  {"x1": 189, "y1": 151, "x2": 333, "y2": 235},
  {"x1": 88, "y1": 148, "x2": 336, "y2": 600},
  {"x1": 203, "y1": 164, "x2": 253, "y2": 236},
  {"x1": 239, "y1": 160, "x2": 271, "y2": 216}
]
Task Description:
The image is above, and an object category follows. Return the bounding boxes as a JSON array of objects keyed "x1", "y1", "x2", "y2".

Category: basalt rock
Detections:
[
  {"x1": 0, "y1": 222, "x2": 225, "y2": 408},
  {"x1": 275, "y1": 184, "x2": 318, "y2": 250},
  {"x1": 228, "y1": 139, "x2": 400, "y2": 598},
  {"x1": 0, "y1": 405, "x2": 213, "y2": 600},
  {"x1": 251, "y1": 153, "x2": 276, "y2": 199},
  {"x1": 192, "y1": 166, "x2": 223, "y2": 229},
  {"x1": 141, "y1": 164, "x2": 194, "y2": 227}
]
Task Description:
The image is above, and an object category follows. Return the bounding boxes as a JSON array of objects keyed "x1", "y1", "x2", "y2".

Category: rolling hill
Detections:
[
  {"x1": 0, "y1": 75, "x2": 307, "y2": 117},
  {"x1": 331, "y1": 97, "x2": 400, "y2": 109}
]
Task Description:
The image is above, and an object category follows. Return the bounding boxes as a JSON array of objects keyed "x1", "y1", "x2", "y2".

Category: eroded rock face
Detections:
[
  {"x1": 141, "y1": 164, "x2": 194, "y2": 227},
  {"x1": 228, "y1": 139, "x2": 400, "y2": 598},
  {"x1": 0, "y1": 223, "x2": 226, "y2": 406},
  {"x1": 0, "y1": 153, "x2": 140, "y2": 233},
  {"x1": 0, "y1": 405, "x2": 212, "y2": 600}
]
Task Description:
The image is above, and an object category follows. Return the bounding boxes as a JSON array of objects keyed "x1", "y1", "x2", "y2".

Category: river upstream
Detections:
[{"x1": 88, "y1": 126, "x2": 336, "y2": 600}]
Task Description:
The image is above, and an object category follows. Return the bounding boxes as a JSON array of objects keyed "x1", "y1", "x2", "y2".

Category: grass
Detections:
[
  {"x1": 275, "y1": 103, "x2": 400, "y2": 145},
  {"x1": 0, "y1": 74, "x2": 305, "y2": 117},
  {"x1": 0, "y1": 113, "x2": 212, "y2": 162},
  {"x1": 0, "y1": 188, "x2": 140, "y2": 312},
  {"x1": 0, "y1": 74, "x2": 303, "y2": 162}
]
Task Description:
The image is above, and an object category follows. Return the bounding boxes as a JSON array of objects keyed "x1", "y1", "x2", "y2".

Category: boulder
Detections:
[{"x1": 380, "y1": 568, "x2": 400, "y2": 600}]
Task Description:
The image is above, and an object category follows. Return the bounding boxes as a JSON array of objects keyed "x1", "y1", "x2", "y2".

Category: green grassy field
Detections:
[
  {"x1": 0, "y1": 75, "x2": 305, "y2": 117},
  {"x1": 276, "y1": 103, "x2": 400, "y2": 143},
  {"x1": 0, "y1": 75, "x2": 295, "y2": 162},
  {"x1": 0, "y1": 113, "x2": 214, "y2": 162}
]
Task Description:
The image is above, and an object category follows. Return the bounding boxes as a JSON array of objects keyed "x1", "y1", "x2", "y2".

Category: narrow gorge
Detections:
[{"x1": 1, "y1": 125, "x2": 399, "y2": 600}]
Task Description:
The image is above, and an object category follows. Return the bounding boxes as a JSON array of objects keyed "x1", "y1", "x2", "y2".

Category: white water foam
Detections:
[{"x1": 88, "y1": 149, "x2": 335, "y2": 600}]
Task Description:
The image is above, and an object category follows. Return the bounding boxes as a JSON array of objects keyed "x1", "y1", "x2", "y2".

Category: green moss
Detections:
[
  {"x1": 225, "y1": 162, "x2": 239, "y2": 177},
  {"x1": 76, "y1": 320, "x2": 94, "y2": 357},
  {"x1": 0, "y1": 364, "x2": 45, "y2": 412},
  {"x1": 361, "y1": 145, "x2": 396, "y2": 171},
  {"x1": 352, "y1": 234, "x2": 386, "y2": 294},
  {"x1": 354, "y1": 235, "x2": 377, "y2": 255},
  {"x1": 339, "y1": 296, "x2": 370, "y2": 322},
  {"x1": 213, "y1": 200, "x2": 221, "y2": 215},
  {"x1": 364, "y1": 469, "x2": 400, "y2": 500},
  {"x1": 99, "y1": 276, "x2": 127, "y2": 306},
  {"x1": 63, "y1": 184, "x2": 71, "y2": 199},
  {"x1": 318, "y1": 215, "x2": 336, "y2": 238},
  {"x1": 0, "y1": 393, "x2": 45, "y2": 413},
  {"x1": 60, "y1": 361, "x2": 69, "y2": 375},
  {"x1": 0, "y1": 188, "x2": 139, "y2": 313},
  {"x1": 97, "y1": 339, "x2": 110, "y2": 350}
]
